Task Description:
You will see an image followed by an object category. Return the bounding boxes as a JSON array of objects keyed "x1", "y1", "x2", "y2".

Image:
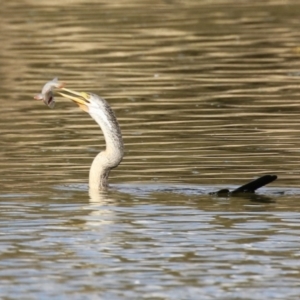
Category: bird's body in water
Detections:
[
  {"x1": 87, "y1": 94, "x2": 123, "y2": 189},
  {"x1": 58, "y1": 89, "x2": 123, "y2": 190},
  {"x1": 56, "y1": 87, "x2": 277, "y2": 193}
]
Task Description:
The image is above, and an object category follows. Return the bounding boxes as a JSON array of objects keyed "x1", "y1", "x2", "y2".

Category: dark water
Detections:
[{"x1": 1, "y1": 0, "x2": 300, "y2": 299}]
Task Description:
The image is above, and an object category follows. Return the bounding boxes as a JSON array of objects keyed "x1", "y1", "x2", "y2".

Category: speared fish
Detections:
[{"x1": 34, "y1": 78, "x2": 64, "y2": 108}]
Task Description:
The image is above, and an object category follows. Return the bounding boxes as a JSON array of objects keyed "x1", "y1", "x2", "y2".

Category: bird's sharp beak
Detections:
[{"x1": 57, "y1": 88, "x2": 90, "y2": 112}]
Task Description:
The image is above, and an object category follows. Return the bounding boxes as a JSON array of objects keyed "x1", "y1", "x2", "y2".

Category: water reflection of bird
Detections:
[{"x1": 58, "y1": 88, "x2": 277, "y2": 194}]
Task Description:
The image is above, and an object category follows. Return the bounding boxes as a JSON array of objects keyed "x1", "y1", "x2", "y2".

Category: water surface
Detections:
[{"x1": 1, "y1": 0, "x2": 300, "y2": 299}]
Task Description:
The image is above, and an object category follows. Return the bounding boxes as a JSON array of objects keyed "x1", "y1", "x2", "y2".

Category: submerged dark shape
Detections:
[{"x1": 212, "y1": 175, "x2": 277, "y2": 196}]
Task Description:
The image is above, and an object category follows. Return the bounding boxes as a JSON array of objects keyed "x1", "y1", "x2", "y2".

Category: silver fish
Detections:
[{"x1": 34, "y1": 78, "x2": 64, "y2": 108}]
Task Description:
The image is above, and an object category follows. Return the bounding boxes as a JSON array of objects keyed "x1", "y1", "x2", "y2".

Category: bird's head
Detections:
[{"x1": 57, "y1": 88, "x2": 120, "y2": 136}]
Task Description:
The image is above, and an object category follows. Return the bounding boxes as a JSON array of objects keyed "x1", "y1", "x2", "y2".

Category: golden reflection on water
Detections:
[
  {"x1": 1, "y1": 1, "x2": 300, "y2": 298},
  {"x1": 1, "y1": 0, "x2": 300, "y2": 191},
  {"x1": 0, "y1": 3, "x2": 300, "y2": 191}
]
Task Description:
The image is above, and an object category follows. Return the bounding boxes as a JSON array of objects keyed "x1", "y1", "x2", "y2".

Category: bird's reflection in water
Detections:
[
  {"x1": 212, "y1": 192, "x2": 276, "y2": 203},
  {"x1": 82, "y1": 188, "x2": 117, "y2": 228},
  {"x1": 89, "y1": 188, "x2": 108, "y2": 204}
]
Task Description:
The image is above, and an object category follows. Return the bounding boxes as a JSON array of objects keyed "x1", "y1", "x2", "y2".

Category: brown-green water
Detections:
[{"x1": 1, "y1": 0, "x2": 300, "y2": 299}]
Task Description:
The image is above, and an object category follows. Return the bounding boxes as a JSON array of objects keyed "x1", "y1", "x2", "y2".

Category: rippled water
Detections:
[{"x1": 1, "y1": 0, "x2": 300, "y2": 299}]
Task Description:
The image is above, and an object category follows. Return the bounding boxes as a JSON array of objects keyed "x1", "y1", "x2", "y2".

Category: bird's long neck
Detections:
[{"x1": 88, "y1": 98, "x2": 124, "y2": 190}]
